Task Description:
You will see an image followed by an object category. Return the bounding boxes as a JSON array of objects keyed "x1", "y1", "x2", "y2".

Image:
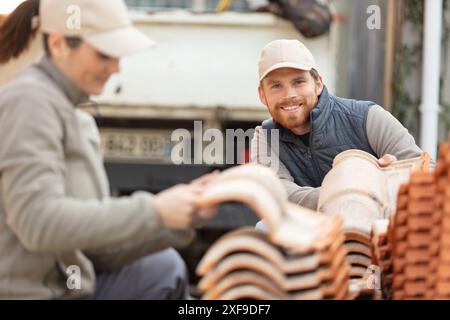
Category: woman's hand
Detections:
[
  {"x1": 154, "y1": 184, "x2": 204, "y2": 230},
  {"x1": 154, "y1": 171, "x2": 220, "y2": 230}
]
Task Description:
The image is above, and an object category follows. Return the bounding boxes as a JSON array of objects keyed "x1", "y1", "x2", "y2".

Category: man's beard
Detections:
[{"x1": 271, "y1": 96, "x2": 311, "y2": 130}]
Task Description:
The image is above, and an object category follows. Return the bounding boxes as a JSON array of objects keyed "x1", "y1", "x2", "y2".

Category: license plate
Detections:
[{"x1": 100, "y1": 128, "x2": 174, "y2": 163}]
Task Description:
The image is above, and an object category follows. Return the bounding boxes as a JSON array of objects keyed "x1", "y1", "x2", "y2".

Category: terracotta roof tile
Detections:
[
  {"x1": 196, "y1": 164, "x2": 351, "y2": 300},
  {"x1": 385, "y1": 143, "x2": 450, "y2": 299},
  {"x1": 195, "y1": 147, "x2": 450, "y2": 300}
]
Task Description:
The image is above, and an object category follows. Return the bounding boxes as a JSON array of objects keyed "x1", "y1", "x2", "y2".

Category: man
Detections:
[{"x1": 251, "y1": 39, "x2": 424, "y2": 211}]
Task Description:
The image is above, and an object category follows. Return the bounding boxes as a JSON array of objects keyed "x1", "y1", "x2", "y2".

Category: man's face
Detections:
[{"x1": 258, "y1": 68, "x2": 324, "y2": 134}]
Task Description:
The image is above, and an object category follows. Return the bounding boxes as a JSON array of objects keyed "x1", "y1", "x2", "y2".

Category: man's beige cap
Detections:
[
  {"x1": 39, "y1": 0, "x2": 155, "y2": 58},
  {"x1": 258, "y1": 39, "x2": 316, "y2": 81}
]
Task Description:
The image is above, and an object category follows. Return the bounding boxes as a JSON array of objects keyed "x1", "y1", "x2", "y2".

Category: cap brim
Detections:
[
  {"x1": 83, "y1": 26, "x2": 156, "y2": 58},
  {"x1": 259, "y1": 62, "x2": 314, "y2": 81}
]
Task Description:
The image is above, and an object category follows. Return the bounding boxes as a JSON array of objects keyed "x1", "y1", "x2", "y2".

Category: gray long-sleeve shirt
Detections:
[
  {"x1": 0, "y1": 57, "x2": 195, "y2": 299},
  {"x1": 250, "y1": 105, "x2": 424, "y2": 210}
]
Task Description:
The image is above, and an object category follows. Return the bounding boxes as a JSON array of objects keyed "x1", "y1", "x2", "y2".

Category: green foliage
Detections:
[
  {"x1": 392, "y1": 0, "x2": 450, "y2": 141},
  {"x1": 403, "y1": 0, "x2": 424, "y2": 25},
  {"x1": 440, "y1": 0, "x2": 450, "y2": 134},
  {"x1": 391, "y1": 0, "x2": 424, "y2": 139}
]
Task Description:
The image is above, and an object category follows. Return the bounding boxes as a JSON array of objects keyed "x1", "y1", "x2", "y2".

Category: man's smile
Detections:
[{"x1": 281, "y1": 104, "x2": 303, "y2": 113}]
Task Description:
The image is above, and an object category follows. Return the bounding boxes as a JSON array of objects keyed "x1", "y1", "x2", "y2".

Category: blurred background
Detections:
[{"x1": 1, "y1": 0, "x2": 449, "y2": 293}]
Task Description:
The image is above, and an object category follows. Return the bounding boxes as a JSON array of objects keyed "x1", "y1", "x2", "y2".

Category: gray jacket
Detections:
[{"x1": 0, "y1": 57, "x2": 194, "y2": 299}]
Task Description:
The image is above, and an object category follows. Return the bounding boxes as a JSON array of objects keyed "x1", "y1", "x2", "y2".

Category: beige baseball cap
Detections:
[
  {"x1": 39, "y1": 0, "x2": 155, "y2": 58},
  {"x1": 258, "y1": 39, "x2": 317, "y2": 81}
]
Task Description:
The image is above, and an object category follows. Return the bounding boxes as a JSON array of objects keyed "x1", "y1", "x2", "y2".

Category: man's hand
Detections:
[{"x1": 378, "y1": 154, "x2": 397, "y2": 167}]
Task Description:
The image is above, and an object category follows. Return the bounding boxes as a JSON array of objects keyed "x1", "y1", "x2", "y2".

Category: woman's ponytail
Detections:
[{"x1": 0, "y1": 0, "x2": 40, "y2": 64}]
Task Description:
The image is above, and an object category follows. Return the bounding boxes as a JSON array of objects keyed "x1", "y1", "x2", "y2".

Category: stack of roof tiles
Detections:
[
  {"x1": 389, "y1": 142, "x2": 450, "y2": 299},
  {"x1": 194, "y1": 150, "x2": 432, "y2": 300},
  {"x1": 196, "y1": 226, "x2": 350, "y2": 300},
  {"x1": 318, "y1": 150, "x2": 429, "y2": 286},
  {"x1": 431, "y1": 143, "x2": 450, "y2": 299},
  {"x1": 195, "y1": 164, "x2": 352, "y2": 300},
  {"x1": 370, "y1": 219, "x2": 393, "y2": 299}
]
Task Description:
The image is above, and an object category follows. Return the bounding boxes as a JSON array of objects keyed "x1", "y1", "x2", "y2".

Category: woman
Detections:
[{"x1": 0, "y1": 0, "x2": 216, "y2": 299}]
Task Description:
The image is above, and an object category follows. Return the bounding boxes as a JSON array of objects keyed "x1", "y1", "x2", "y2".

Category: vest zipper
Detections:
[{"x1": 308, "y1": 134, "x2": 321, "y2": 185}]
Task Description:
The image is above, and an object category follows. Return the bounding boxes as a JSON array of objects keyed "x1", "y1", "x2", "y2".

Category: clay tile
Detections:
[
  {"x1": 397, "y1": 195, "x2": 409, "y2": 210},
  {"x1": 407, "y1": 199, "x2": 435, "y2": 215},
  {"x1": 407, "y1": 216, "x2": 433, "y2": 232},
  {"x1": 398, "y1": 183, "x2": 410, "y2": 194},
  {"x1": 195, "y1": 163, "x2": 353, "y2": 300},
  {"x1": 434, "y1": 160, "x2": 447, "y2": 177},
  {"x1": 408, "y1": 185, "x2": 436, "y2": 200},
  {"x1": 410, "y1": 171, "x2": 434, "y2": 184}
]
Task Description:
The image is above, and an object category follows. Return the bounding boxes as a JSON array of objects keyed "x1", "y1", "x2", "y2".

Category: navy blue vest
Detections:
[{"x1": 262, "y1": 86, "x2": 377, "y2": 187}]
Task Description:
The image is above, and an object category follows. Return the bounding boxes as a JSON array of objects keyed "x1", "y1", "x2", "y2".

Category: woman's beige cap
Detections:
[
  {"x1": 39, "y1": 0, "x2": 155, "y2": 58},
  {"x1": 258, "y1": 39, "x2": 317, "y2": 81}
]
